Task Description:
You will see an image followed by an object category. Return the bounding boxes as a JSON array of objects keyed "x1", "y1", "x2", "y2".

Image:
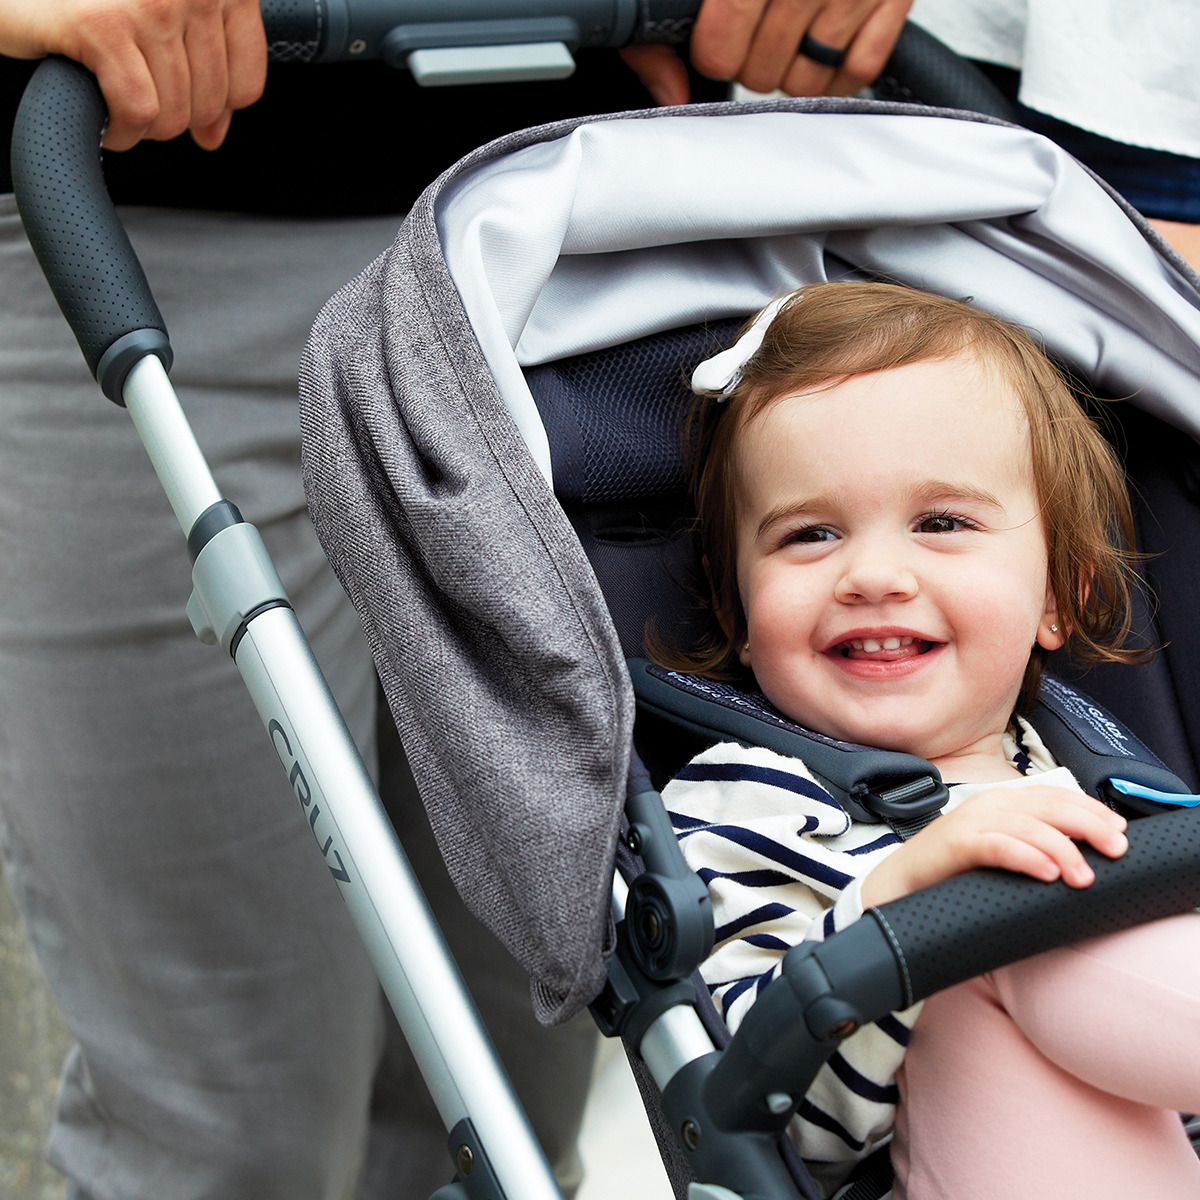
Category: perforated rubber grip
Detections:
[
  {"x1": 11, "y1": 57, "x2": 172, "y2": 403},
  {"x1": 875, "y1": 22, "x2": 1015, "y2": 122},
  {"x1": 872, "y1": 804, "x2": 1200, "y2": 1004},
  {"x1": 262, "y1": 0, "x2": 325, "y2": 62}
]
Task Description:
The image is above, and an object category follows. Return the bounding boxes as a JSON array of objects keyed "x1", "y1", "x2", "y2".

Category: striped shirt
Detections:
[{"x1": 664, "y1": 723, "x2": 1075, "y2": 1196}]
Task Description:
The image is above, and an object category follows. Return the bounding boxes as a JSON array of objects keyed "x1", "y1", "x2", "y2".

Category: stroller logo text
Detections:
[{"x1": 269, "y1": 719, "x2": 353, "y2": 884}]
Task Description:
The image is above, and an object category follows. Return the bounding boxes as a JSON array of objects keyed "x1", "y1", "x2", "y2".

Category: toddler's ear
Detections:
[
  {"x1": 1036, "y1": 588, "x2": 1065, "y2": 651},
  {"x1": 705, "y1": 555, "x2": 746, "y2": 661}
]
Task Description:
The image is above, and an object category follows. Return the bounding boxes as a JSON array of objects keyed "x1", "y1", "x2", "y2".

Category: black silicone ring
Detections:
[{"x1": 799, "y1": 34, "x2": 846, "y2": 68}]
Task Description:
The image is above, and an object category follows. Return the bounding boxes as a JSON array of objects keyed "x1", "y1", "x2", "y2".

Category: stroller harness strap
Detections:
[{"x1": 629, "y1": 659, "x2": 1192, "y2": 827}]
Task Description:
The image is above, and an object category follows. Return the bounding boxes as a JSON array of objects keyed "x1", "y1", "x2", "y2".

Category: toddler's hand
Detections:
[{"x1": 861, "y1": 786, "x2": 1128, "y2": 908}]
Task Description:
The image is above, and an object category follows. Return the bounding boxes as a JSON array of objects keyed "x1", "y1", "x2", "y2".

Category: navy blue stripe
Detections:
[
  {"x1": 668, "y1": 810, "x2": 707, "y2": 831},
  {"x1": 699, "y1": 825, "x2": 855, "y2": 889},
  {"x1": 796, "y1": 1098, "x2": 865, "y2": 1152},
  {"x1": 674, "y1": 761, "x2": 844, "y2": 811},
  {"x1": 743, "y1": 933, "x2": 791, "y2": 951},
  {"x1": 826, "y1": 1051, "x2": 900, "y2": 1105},
  {"x1": 875, "y1": 1013, "x2": 911, "y2": 1046},
  {"x1": 697, "y1": 867, "x2": 799, "y2": 888},
  {"x1": 719, "y1": 976, "x2": 757, "y2": 1008},
  {"x1": 823, "y1": 908, "x2": 837, "y2": 939},
  {"x1": 714, "y1": 902, "x2": 794, "y2": 943}
]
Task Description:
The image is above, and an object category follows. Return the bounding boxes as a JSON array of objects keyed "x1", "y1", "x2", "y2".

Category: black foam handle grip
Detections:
[
  {"x1": 261, "y1": 0, "x2": 325, "y2": 62},
  {"x1": 10, "y1": 56, "x2": 171, "y2": 403},
  {"x1": 874, "y1": 804, "x2": 1200, "y2": 1004},
  {"x1": 876, "y1": 22, "x2": 1016, "y2": 122}
]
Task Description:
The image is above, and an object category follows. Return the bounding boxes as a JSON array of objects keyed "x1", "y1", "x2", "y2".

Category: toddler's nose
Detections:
[{"x1": 833, "y1": 544, "x2": 919, "y2": 604}]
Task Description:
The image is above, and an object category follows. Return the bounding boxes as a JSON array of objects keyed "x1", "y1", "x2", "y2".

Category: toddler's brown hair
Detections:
[{"x1": 656, "y1": 281, "x2": 1146, "y2": 712}]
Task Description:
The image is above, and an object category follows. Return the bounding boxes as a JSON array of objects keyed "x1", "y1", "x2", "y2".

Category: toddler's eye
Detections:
[
  {"x1": 916, "y1": 512, "x2": 975, "y2": 534},
  {"x1": 788, "y1": 525, "x2": 837, "y2": 544}
]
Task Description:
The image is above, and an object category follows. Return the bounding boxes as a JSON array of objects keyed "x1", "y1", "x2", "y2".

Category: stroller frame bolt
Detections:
[
  {"x1": 681, "y1": 1119, "x2": 701, "y2": 1151},
  {"x1": 764, "y1": 1092, "x2": 793, "y2": 1115},
  {"x1": 456, "y1": 1144, "x2": 474, "y2": 1176}
]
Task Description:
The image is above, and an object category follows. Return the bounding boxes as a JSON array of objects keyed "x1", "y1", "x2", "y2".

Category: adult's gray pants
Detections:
[{"x1": 0, "y1": 199, "x2": 594, "y2": 1200}]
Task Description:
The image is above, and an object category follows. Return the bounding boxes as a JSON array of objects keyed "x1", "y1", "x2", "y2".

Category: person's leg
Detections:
[
  {"x1": 892, "y1": 913, "x2": 1200, "y2": 1200},
  {"x1": 0, "y1": 201, "x2": 396, "y2": 1200}
]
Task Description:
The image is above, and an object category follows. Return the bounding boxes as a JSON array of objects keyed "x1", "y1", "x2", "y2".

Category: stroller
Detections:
[
  {"x1": 12, "y1": 15, "x2": 1200, "y2": 1200},
  {"x1": 298, "y1": 86, "x2": 1200, "y2": 1200}
]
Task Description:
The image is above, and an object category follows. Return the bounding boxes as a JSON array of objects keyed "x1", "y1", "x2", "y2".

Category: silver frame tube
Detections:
[
  {"x1": 124, "y1": 356, "x2": 222, "y2": 528},
  {"x1": 123, "y1": 357, "x2": 563, "y2": 1200}
]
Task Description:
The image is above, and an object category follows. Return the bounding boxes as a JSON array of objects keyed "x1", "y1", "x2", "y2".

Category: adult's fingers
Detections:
[
  {"x1": 66, "y1": 0, "x2": 264, "y2": 150},
  {"x1": 689, "y1": 0, "x2": 774, "y2": 85},
  {"x1": 736, "y1": 0, "x2": 825, "y2": 95},
  {"x1": 221, "y1": 0, "x2": 267, "y2": 111},
  {"x1": 780, "y1": 0, "x2": 905, "y2": 97},
  {"x1": 619, "y1": 44, "x2": 692, "y2": 106},
  {"x1": 189, "y1": 0, "x2": 265, "y2": 148},
  {"x1": 804, "y1": 0, "x2": 910, "y2": 97}
]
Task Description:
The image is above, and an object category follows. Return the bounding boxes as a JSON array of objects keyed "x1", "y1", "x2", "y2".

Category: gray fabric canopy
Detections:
[{"x1": 298, "y1": 98, "x2": 1200, "y2": 1024}]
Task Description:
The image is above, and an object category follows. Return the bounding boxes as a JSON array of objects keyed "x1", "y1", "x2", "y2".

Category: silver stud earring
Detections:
[
  {"x1": 1049, "y1": 624, "x2": 1059, "y2": 634},
  {"x1": 743, "y1": 642, "x2": 750, "y2": 652}
]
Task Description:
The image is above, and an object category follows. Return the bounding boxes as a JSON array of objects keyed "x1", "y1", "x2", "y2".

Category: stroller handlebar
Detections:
[
  {"x1": 261, "y1": 0, "x2": 699, "y2": 66},
  {"x1": 8, "y1": 10, "x2": 1011, "y2": 404},
  {"x1": 6, "y1": 1, "x2": 700, "y2": 403},
  {"x1": 10, "y1": 56, "x2": 171, "y2": 403},
  {"x1": 874, "y1": 800, "x2": 1200, "y2": 1001}
]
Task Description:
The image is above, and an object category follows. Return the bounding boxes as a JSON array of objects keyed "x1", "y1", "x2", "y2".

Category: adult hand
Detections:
[
  {"x1": 860, "y1": 786, "x2": 1129, "y2": 909},
  {"x1": 0, "y1": 0, "x2": 267, "y2": 150},
  {"x1": 622, "y1": 0, "x2": 913, "y2": 106}
]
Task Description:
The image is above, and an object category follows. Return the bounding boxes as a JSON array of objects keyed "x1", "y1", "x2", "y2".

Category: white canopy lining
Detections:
[{"x1": 434, "y1": 108, "x2": 1200, "y2": 486}]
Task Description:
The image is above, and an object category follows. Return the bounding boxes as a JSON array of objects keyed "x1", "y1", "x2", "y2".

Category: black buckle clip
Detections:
[{"x1": 860, "y1": 774, "x2": 948, "y2": 823}]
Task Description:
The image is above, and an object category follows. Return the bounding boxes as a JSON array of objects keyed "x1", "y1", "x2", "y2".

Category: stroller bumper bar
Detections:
[
  {"x1": 691, "y1": 805, "x2": 1200, "y2": 1144},
  {"x1": 610, "y1": 785, "x2": 1200, "y2": 1198}
]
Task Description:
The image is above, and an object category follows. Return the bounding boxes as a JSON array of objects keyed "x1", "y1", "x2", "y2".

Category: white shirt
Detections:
[
  {"x1": 664, "y1": 721, "x2": 1079, "y2": 1194},
  {"x1": 910, "y1": 0, "x2": 1200, "y2": 158}
]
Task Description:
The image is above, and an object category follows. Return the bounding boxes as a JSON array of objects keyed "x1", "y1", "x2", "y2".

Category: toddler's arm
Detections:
[
  {"x1": 0, "y1": 0, "x2": 266, "y2": 150},
  {"x1": 861, "y1": 786, "x2": 1129, "y2": 909}
]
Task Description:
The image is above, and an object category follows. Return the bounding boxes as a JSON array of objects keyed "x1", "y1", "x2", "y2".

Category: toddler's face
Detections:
[{"x1": 727, "y1": 351, "x2": 1062, "y2": 778}]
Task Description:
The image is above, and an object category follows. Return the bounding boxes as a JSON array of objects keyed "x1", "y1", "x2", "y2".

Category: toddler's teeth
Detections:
[
  {"x1": 862, "y1": 638, "x2": 881, "y2": 652},
  {"x1": 882, "y1": 637, "x2": 901, "y2": 650}
]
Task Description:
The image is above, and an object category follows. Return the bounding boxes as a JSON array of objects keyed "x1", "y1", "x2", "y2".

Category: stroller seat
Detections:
[{"x1": 299, "y1": 99, "x2": 1200, "y2": 1198}]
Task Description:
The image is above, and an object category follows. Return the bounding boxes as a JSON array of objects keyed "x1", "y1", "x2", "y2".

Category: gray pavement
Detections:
[{"x1": 0, "y1": 869, "x2": 69, "y2": 1200}]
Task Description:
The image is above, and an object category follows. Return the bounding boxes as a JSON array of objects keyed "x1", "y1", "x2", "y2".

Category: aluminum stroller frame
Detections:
[{"x1": 12, "y1": 9, "x2": 1200, "y2": 1200}]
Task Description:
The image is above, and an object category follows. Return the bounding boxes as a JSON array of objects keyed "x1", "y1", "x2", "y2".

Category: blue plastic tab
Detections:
[{"x1": 1110, "y1": 778, "x2": 1200, "y2": 808}]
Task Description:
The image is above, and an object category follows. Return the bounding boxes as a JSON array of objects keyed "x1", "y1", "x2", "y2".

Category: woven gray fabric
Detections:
[{"x1": 299, "y1": 141, "x2": 633, "y2": 1024}]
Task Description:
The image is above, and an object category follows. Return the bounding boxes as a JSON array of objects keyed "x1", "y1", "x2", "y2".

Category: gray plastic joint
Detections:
[
  {"x1": 98, "y1": 328, "x2": 173, "y2": 405},
  {"x1": 687, "y1": 1186, "x2": 746, "y2": 1200},
  {"x1": 186, "y1": 521, "x2": 290, "y2": 654}
]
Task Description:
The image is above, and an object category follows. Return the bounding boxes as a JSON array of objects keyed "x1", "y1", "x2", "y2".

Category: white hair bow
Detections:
[{"x1": 690, "y1": 292, "x2": 793, "y2": 399}]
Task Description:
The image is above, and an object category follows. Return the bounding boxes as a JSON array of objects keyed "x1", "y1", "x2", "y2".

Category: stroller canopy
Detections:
[{"x1": 300, "y1": 99, "x2": 1200, "y2": 1023}]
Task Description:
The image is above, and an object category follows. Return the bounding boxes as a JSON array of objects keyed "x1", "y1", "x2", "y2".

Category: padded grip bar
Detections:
[
  {"x1": 875, "y1": 22, "x2": 1015, "y2": 122},
  {"x1": 259, "y1": 0, "x2": 698, "y2": 64},
  {"x1": 10, "y1": 56, "x2": 171, "y2": 403},
  {"x1": 699, "y1": 805, "x2": 1200, "y2": 1135},
  {"x1": 876, "y1": 802, "x2": 1200, "y2": 1001}
]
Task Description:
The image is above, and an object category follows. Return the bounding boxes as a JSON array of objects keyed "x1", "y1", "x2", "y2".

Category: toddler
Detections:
[{"x1": 658, "y1": 282, "x2": 1200, "y2": 1199}]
